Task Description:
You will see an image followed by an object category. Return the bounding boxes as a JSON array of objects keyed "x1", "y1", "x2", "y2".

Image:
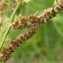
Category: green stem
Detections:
[{"x1": 0, "y1": 1, "x2": 21, "y2": 51}]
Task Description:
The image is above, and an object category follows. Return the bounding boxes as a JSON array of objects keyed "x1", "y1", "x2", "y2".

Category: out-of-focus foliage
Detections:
[{"x1": 8, "y1": 0, "x2": 63, "y2": 63}]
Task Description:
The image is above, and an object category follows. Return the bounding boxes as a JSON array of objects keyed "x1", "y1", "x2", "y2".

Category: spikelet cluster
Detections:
[
  {"x1": 0, "y1": 1, "x2": 7, "y2": 27},
  {"x1": 12, "y1": 0, "x2": 63, "y2": 29},
  {"x1": 12, "y1": 14, "x2": 40, "y2": 29},
  {"x1": 0, "y1": 2, "x2": 6, "y2": 11},
  {"x1": 0, "y1": 25, "x2": 39, "y2": 62}
]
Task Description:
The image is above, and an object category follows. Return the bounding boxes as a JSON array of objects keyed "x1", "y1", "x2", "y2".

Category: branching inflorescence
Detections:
[{"x1": 0, "y1": 0, "x2": 63, "y2": 63}]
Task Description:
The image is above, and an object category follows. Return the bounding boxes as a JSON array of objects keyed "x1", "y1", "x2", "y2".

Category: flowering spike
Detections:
[
  {"x1": 12, "y1": 0, "x2": 63, "y2": 30},
  {"x1": 0, "y1": 25, "x2": 39, "y2": 62}
]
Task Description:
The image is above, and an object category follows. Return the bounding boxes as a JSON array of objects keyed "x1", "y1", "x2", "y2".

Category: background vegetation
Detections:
[{"x1": 4, "y1": 0, "x2": 63, "y2": 63}]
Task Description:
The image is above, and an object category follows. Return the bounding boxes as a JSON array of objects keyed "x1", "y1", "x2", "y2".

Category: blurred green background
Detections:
[{"x1": 7, "y1": 0, "x2": 63, "y2": 63}]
